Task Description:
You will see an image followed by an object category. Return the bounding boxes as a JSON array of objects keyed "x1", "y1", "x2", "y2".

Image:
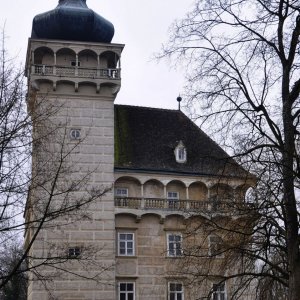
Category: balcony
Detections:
[
  {"x1": 32, "y1": 64, "x2": 121, "y2": 80},
  {"x1": 114, "y1": 197, "x2": 247, "y2": 214}
]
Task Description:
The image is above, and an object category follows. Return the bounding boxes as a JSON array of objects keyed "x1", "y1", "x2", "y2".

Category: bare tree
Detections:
[
  {"x1": 160, "y1": 0, "x2": 300, "y2": 299},
  {"x1": 0, "y1": 242, "x2": 27, "y2": 300},
  {"x1": 0, "y1": 32, "x2": 110, "y2": 295}
]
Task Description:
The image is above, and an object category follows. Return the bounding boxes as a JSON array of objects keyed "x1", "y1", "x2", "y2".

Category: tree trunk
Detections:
[
  {"x1": 289, "y1": 262, "x2": 300, "y2": 300},
  {"x1": 282, "y1": 75, "x2": 300, "y2": 299}
]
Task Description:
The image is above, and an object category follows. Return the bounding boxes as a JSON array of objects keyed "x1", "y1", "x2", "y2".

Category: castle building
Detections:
[{"x1": 25, "y1": 1, "x2": 254, "y2": 299}]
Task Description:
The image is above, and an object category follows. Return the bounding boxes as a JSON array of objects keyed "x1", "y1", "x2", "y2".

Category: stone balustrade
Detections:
[
  {"x1": 114, "y1": 197, "x2": 247, "y2": 212},
  {"x1": 32, "y1": 64, "x2": 121, "y2": 79}
]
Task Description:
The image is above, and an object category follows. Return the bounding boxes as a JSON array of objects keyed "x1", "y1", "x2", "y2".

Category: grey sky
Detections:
[{"x1": 1, "y1": 0, "x2": 194, "y2": 109}]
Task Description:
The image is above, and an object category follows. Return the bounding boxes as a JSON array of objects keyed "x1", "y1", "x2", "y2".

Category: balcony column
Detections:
[
  {"x1": 141, "y1": 184, "x2": 145, "y2": 209},
  {"x1": 53, "y1": 52, "x2": 57, "y2": 75},
  {"x1": 75, "y1": 54, "x2": 79, "y2": 76},
  {"x1": 207, "y1": 188, "x2": 212, "y2": 210},
  {"x1": 31, "y1": 50, "x2": 35, "y2": 64},
  {"x1": 164, "y1": 185, "x2": 168, "y2": 209},
  {"x1": 97, "y1": 55, "x2": 100, "y2": 78},
  {"x1": 117, "y1": 58, "x2": 121, "y2": 79},
  {"x1": 186, "y1": 186, "x2": 190, "y2": 209},
  {"x1": 31, "y1": 51, "x2": 35, "y2": 74}
]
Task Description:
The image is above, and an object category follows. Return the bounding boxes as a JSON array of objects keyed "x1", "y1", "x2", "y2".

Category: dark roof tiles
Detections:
[{"x1": 114, "y1": 105, "x2": 248, "y2": 177}]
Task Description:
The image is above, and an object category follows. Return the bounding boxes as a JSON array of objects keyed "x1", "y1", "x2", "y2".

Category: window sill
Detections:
[
  {"x1": 166, "y1": 256, "x2": 184, "y2": 259},
  {"x1": 116, "y1": 255, "x2": 137, "y2": 259}
]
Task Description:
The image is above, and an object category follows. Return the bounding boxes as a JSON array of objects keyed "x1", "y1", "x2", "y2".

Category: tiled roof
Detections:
[{"x1": 114, "y1": 105, "x2": 248, "y2": 177}]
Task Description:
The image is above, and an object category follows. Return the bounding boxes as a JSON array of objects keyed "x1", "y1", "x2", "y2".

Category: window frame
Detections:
[
  {"x1": 167, "y1": 233, "x2": 183, "y2": 257},
  {"x1": 168, "y1": 282, "x2": 184, "y2": 300},
  {"x1": 212, "y1": 282, "x2": 226, "y2": 300},
  {"x1": 177, "y1": 147, "x2": 186, "y2": 161},
  {"x1": 167, "y1": 191, "x2": 179, "y2": 209},
  {"x1": 115, "y1": 187, "x2": 129, "y2": 198},
  {"x1": 175, "y1": 141, "x2": 187, "y2": 163},
  {"x1": 167, "y1": 191, "x2": 179, "y2": 200},
  {"x1": 117, "y1": 232, "x2": 135, "y2": 256},
  {"x1": 68, "y1": 247, "x2": 81, "y2": 258},
  {"x1": 118, "y1": 282, "x2": 135, "y2": 300}
]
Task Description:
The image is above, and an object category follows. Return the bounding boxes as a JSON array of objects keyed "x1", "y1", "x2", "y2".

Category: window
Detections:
[
  {"x1": 68, "y1": 247, "x2": 80, "y2": 258},
  {"x1": 118, "y1": 282, "x2": 135, "y2": 300},
  {"x1": 209, "y1": 235, "x2": 223, "y2": 258},
  {"x1": 167, "y1": 191, "x2": 179, "y2": 209},
  {"x1": 115, "y1": 188, "x2": 129, "y2": 206},
  {"x1": 175, "y1": 141, "x2": 187, "y2": 163},
  {"x1": 212, "y1": 283, "x2": 226, "y2": 300},
  {"x1": 118, "y1": 233, "x2": 135, "y2": 256},
  {"x1": 168, "y1": 191, "x2": 179, "y2": 200},
  {"x1": 178, "y1": 148, "x2": 186, "y2": 161},
  {"x1": 168, "y1": 282, "x2": 184, "y2": 300},
  {"x1": 69, "y1": 128, "x2": 81, "y2": 140},
  {"x1": 167, "y1": 233, "x2": 183, "y2": 257},
  {"x1": 115, "y1": 188, "x2": 128, "y2": 198}
]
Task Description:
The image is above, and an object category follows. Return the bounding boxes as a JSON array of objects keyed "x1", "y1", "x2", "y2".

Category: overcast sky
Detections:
[{"x1": 1, "y1": 0, "x2": 194, "y2": 109}]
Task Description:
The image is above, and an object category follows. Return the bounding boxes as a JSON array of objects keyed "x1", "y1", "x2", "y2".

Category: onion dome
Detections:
[{"x1": 31, "y1": 0, "x2": 114, "y2": 43}]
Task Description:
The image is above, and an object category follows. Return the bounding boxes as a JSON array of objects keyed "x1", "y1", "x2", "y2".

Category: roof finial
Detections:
[{"x1": 177, "y1": 95, "x2": 182, "y2": 111}]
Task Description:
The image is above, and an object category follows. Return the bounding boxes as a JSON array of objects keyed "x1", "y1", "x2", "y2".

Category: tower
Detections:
[{"x1": 25, "y1": 1, "x2": 124, "y2": 299}]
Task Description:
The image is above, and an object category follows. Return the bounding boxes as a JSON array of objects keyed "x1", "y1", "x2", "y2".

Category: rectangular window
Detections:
[
  {"x1": 168, "y1": 282, "x2": 184, "y2": 300},
  {"x1": 212, "y1": 283, "x2": 226, "y2": 300},
  {"x1": 68, "y1": 247, "x2": 80, "y2": 258},
  {"x1": 118, "y1": 282, "x2": 135, "y2": 300},
  {"x1": 115, "y1": 188, "x2": 129, "y2": 197},
  {"x1": 168, "y1": 191, "x2": 179, "y2": 200},
  {"x1": 115, "y1": 188, "x2": 129, "y2": 207},
  {"x1": 209, "y1": 235, "x2": 223, "y2": 258},
  {"x1": 118, "y1": 233, "x2": 135, "y2": 256},
  {"x1": 167, "y1": 233, "x2": 183, "y2": 257},
  {"x1": 167, "y1": 191, "x2": 179, "y2": 209},
  {"x1": 175, "y1": 141, "x2": 187, "y2": 163},
  {"x1": 177, "y1": 148, "x2": 186, "y2": 161}
]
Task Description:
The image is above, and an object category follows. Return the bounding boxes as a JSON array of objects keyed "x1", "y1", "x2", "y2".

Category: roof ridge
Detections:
[{"x1": 114, "y1": 104, "x2": 179, "y2": 113}]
